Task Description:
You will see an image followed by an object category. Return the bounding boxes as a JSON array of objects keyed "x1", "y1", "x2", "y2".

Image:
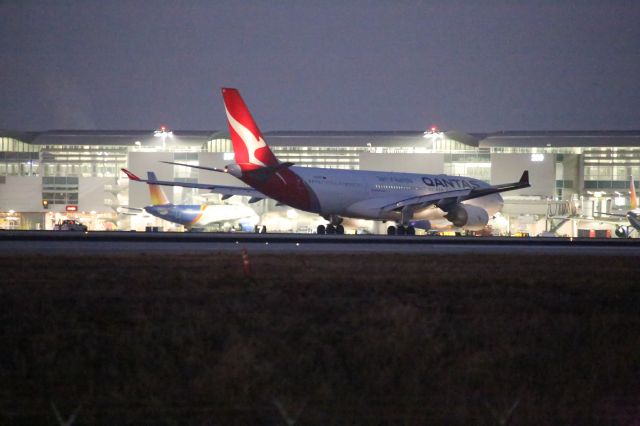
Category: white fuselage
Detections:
[
  {"x1": 198, "y1": 204, "x2": 259, "y2": 226},
  {"x1": 145, "y1": 203, "x2": 259, "y2": 228},
  {"x1": 289, "y1": 166, "x2": 503, "y2": 222}
]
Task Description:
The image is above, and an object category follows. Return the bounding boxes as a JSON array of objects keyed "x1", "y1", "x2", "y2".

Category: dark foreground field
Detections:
[{"x1": 1, "y1": 252, "x2": 639, "y2": 425}]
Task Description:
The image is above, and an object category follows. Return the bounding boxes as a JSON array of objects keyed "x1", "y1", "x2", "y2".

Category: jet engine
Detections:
[
  {"x1": 615, "y1": 225, "x2": 630, "y2": 238},
  {"x1": 444, "y1": 204, "x2": 489, "y2": 230},
  {"x1": 408, "y1": 220, "x2": 431, "y2": 231}
]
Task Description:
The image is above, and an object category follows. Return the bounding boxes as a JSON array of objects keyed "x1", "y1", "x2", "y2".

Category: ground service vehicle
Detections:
[{"x1": 53, "y1": 220, "x2": 88, "y2": 231}]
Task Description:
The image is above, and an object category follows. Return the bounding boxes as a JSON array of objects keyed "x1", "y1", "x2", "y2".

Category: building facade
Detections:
[{"x1": 1, "y1": 129, "x2": 638, "y2": 235}]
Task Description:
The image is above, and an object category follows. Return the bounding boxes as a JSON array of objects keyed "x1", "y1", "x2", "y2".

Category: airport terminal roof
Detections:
[
  {"x1": 2, "y1": 129, "x2": 640, "y2": 149},
  {"x1": 265, "y1": 131, "x2": 434, "y2": 147},
  {"x1": 0, "y1": 130, "x2": 223, "y2": 146},
  {"x1": 479, "y1": 130, "x2": 640, "y2": 148}
]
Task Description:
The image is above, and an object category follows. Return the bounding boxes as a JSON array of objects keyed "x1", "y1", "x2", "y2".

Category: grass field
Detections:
[{"x1": 1, "y1": 251, "x2": 639, "y2": 425}]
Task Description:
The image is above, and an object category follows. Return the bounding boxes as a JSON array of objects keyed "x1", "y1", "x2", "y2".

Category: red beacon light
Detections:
[
  {"x1": 154, "y1": 125, "x2": 173, "y2": 139},
  {"x1": 423, "y1": 125, "x2": 439, "y2": 136}
]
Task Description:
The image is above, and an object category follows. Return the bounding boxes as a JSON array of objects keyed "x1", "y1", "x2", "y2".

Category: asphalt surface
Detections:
[{"x1": 1, "y1": 230, "x2": 639, "y2": 256}]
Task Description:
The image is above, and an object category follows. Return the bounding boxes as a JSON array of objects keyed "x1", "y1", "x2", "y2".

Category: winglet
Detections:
[
  {"x1": 630, "y1": 175, "x2": 637, "y2": 210},
  {"x1": 520, "y1": 170, "x2": 529, "y2": 185},
  {"x1": 121, "y1": 168, "x2": 141, "y2": 181}
]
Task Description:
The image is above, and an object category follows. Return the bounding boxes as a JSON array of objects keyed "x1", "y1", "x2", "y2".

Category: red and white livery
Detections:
[{"x1": 135, "y1": 88, "x2": 530, "y2": 235}]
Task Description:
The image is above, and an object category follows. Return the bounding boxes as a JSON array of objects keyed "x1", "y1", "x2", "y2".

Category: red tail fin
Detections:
[
  {"x1": 121, "y1": 168, "x2": 141, "y2": 181},
  {"x1": 221, "y1": 88, "x2": 279, "y2": 171}
]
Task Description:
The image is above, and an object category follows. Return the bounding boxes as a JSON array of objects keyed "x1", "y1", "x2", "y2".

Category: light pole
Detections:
[{"x1": 154, "y1": 125, "x2": 173, "y2": 151}]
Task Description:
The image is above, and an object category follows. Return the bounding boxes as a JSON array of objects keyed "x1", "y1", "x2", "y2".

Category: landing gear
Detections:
[
  {"x1": 317, "y1": 224, "x2": 344, "y2": 235},
  {"x1": 387, "y1": 224, "x2": 416, "y2": 236},
  {"x1": 317, "y1": 216, "x2": 344, "y2": 235}
]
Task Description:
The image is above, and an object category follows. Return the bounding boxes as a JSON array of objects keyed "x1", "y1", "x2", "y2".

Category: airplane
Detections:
[
  {"x1": 121, "y1": 170, "x2": 260, "y2": 232},
  {"x1": 595, "y1": 176, "x2": 639, "y2": 238},
  {"x1": 125, "y1": 88, "x2": 530, "y2": 235}
]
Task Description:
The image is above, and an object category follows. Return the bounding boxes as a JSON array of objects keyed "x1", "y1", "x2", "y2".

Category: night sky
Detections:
[{"x1": 1, "y1": 1, "x2": 639, "y2": 132}]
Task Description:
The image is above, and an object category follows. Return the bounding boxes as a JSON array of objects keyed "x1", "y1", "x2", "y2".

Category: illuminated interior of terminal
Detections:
[{"x1": 0, "y1": 129, "x2": 638, "y2": 236}]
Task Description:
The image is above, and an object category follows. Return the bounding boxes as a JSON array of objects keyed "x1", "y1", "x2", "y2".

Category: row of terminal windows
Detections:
[
  {"x1": 374, "y1": 184, "x2": 422, "y2": 191},
  {"x1": 42, "y1": 193, "x2": 78, "y2": 205},
  {"x1": 584, "y1": 180, "x2": 639, "y2": 190},
  {"x1": 584, "y1": 166, "x2": 640, "y2": 179},
  {"x1": 42, "y1": 176, "x2": 79, "y2": 205},
  {"x1": 0, "y1": 138, "x2": 39, "y2": 152}
]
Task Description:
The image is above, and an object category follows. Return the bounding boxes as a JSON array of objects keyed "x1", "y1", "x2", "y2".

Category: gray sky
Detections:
[{"x1": 1, "y1": 1, "x2": 639, "y2": 132}]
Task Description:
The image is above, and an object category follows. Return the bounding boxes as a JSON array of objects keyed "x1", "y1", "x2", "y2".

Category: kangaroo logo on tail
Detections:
[
  {"x1": 222, "y1": 88, "x2": 279, "y2": 170},
  {"x1": 225, "y1": 107, "x2": 268, "y2": 167}
]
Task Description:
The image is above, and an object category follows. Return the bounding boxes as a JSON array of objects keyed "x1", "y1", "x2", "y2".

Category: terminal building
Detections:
[{"x1": 0, "y1": 128, "x2": 638, "y2": 236}]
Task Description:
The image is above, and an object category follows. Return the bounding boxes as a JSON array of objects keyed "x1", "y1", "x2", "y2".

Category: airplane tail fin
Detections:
[
  {"x1": 631, "y1": 175, "x2": 637, "y2": 210},
  {"x1": 121, "y1": 168, "x2": 141, "y2": 181},
  {"x1": 147, "y1": 172, "x2": 171, "y2": 206},
  {"x1": 221, "y1": 88, "x2": 279, "y2": 172}
]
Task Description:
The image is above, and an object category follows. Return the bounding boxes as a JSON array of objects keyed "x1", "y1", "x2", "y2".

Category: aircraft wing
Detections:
[
  {"x1": 380, "y1": 171, "x2": 530, "y2": 213},
  {"x1": 117, "y1": 205, "x2": 144, "y2": 212},
  {"x1": 121, "y1": 168, "x2": 266, "y2": 200},
  {"x1": 594, "y1": 211, "x2": 629, "y2": 219}
]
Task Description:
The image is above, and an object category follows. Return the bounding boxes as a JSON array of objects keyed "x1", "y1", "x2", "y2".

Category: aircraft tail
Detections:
[
  {"x1": 147, "y1": 172, "x2": 171, "y2": 206},
  {"x1": 631, "y1": 175, "x2": 637, "y2": 210},
  {"x1": 221, "y1": 88, "x2": 279, "y2": 172}
]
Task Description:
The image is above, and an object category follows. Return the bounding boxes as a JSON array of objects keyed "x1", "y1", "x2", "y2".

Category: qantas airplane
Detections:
[
  {"x1": 127, "y1": 88, "x2": 530, "y2": 235},
  {"x1": 596, "y1": 176, "x2": 639, "y2": 238},
  {"x1": 122, "y1": 170, "x2": 259, "y2": 231}
]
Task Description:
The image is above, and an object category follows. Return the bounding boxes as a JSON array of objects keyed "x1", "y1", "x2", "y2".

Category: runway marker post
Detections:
[{"x1": 241, "y1": 248, "x2": 253, "y2": 279}]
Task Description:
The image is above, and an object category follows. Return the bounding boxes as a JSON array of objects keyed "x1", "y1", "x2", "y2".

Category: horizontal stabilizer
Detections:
[
  {"x1": 122, "y1": 168, "x2": 268, "y2": 200},
  {"x1": 121, "y1": 168, "x2": 141, "y2": 181},
  {"x1": 117, "y1": 205, "x2": 144, "y2": 212},
  {"x1": 161, "y1": 161, "x2": 228, "y2": 173},
  {"x1": 243, "y1": 162, "x2": 295, "y2": 181}
]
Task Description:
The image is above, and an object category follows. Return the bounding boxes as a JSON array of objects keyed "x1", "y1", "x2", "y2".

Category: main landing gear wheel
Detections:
[
  {"x1": 387, "y1": 225, "x2": 416, "y2": 236},
  {"x1": 317, "y1": 224, "x2": 344, "y2": 235}
]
